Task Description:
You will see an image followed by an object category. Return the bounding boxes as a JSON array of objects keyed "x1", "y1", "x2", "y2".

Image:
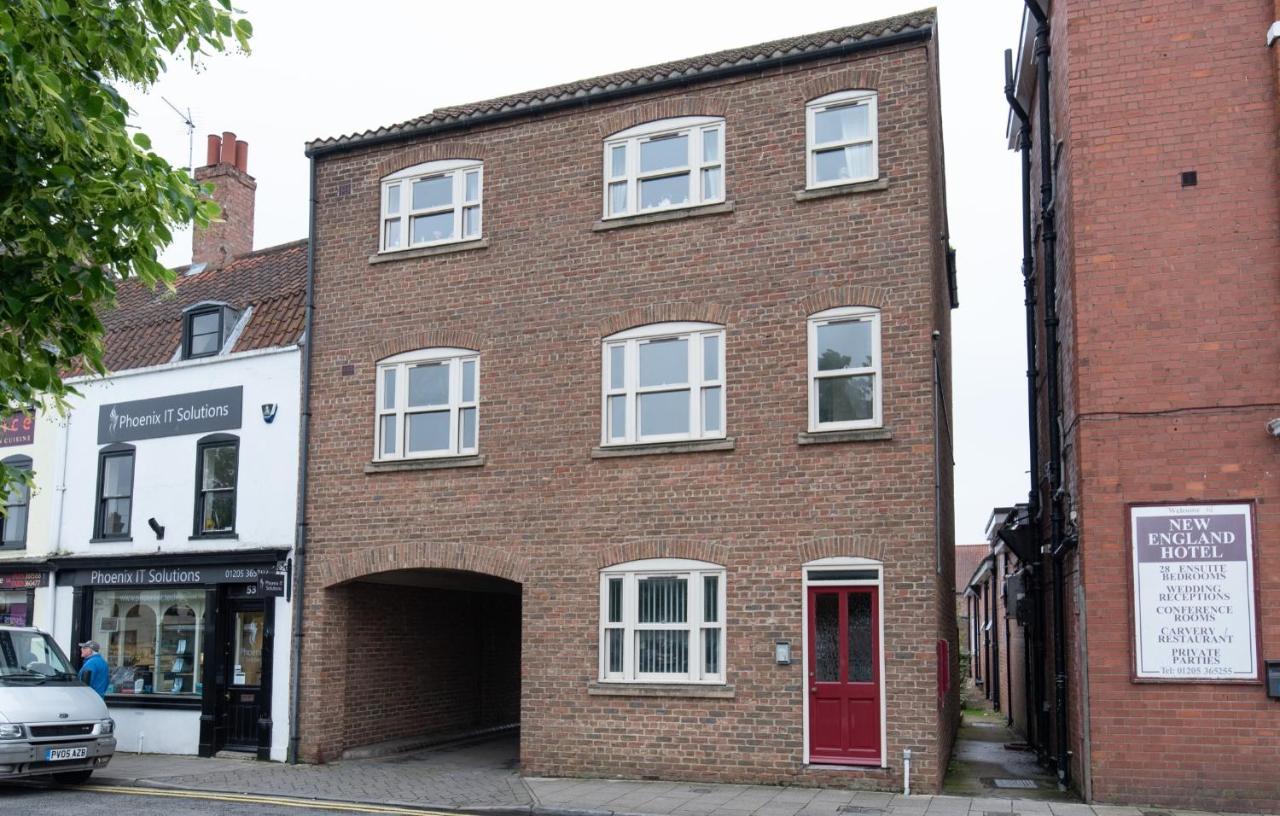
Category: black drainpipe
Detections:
[
  {"x1": 1004, "y1": 48, "x2": 1047, "y2": 760},
  {"x1": 1024, "y1": 0, "x2": 1075, "y2": 791},
  {"x1": 287, "y1": 155, "x2": 317, "y2": 765}
]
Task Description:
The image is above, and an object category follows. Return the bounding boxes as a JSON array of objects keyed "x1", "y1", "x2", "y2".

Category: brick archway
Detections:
[{"x1": 314, "y1": 541, "x2": 530, "y2": 588}]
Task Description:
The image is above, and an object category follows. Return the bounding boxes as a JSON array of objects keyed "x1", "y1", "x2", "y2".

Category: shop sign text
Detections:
[{"x1": 97, "y1": 387, "x2": 242, "y2": 444}]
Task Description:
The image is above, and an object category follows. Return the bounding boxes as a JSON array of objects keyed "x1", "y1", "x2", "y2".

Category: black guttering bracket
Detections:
[{"x1": 304, "y1": 26, "x2": 934, "y2": 159}]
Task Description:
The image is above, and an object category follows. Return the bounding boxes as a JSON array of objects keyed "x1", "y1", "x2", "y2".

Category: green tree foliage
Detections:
[{"x1": 0, "y1": 0, "x2": 251, "y2": 495}]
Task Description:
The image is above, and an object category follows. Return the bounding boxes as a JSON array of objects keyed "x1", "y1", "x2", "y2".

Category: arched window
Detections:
[
  {"x1": 380, "y1": 159, "x2": 483, "y2": 251},
  {"x1": 599, "y1": 558, "x2": 726, "y2": 684},
  {"x1": 603, "y1": 117, "x2": 725, "y2": 218},
  {"x1": 807, "y1": 306, "x2": 882, "y2": 431},
  {"x1": 194, "y1": 433, "x2": 239, "y2": 536},
  {"x1": 601, "y1": 322, "x2": 725, "y2": 445},
  {"x1": 375, "y1": 348, "x2": 479, "y2": 459},
  {"x1": 1, "y1": 455, "x2": 31, "y2": 550},
  {"x1": 805, "y1": 90, "x2": 878, "y2": 189}
]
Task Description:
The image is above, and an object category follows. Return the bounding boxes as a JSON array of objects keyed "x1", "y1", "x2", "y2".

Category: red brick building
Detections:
[
  {"x1": 1001, "y1": 1, "x2": 1280, "y2": 809},
  {"x1": 295, "y1": 10, "x2": 958, "y2": 792}
]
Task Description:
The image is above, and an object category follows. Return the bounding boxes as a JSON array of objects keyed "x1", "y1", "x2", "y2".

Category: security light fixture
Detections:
[{"x1": 147, "y1": 517, "x2": 165, "y2": 540}]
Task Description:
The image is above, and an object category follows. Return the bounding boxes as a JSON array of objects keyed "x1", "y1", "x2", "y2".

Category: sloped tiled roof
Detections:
[
  {"x1": 955, "y1": 544, "x2": 990, "y2": 594},
  {"x1": 306, "y1": 9, "x2": 936, "y2": 154},
  {"x1": 97, "y1": 239, "x2": 307, "y2": 372}
]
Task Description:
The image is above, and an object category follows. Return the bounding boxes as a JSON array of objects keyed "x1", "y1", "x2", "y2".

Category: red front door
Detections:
[{"x1": 807, "y1": 586, "x2": 881, "y2": 765}]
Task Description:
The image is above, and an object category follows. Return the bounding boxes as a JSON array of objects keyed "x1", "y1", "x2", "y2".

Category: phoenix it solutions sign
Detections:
[
  {"x1": 98, "y1": 387, "x2": 242, "y2": 444},
  {"x1": 1130, "y1": 503, "x2": 1258, "y2": 681}
]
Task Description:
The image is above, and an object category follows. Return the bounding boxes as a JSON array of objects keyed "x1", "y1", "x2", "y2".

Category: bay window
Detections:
[
  {"x1": 381, "y1": 160, "x2": 483, "y2": 251},
  {"x1": 806, "y1": 90, "x2": 878, "y2": 188},
  {"x1": 603, "y1": 117, "x2": 725, "y2": 218},
  {"x1": 376, "y1": 348, "x2": 479, "y2": 459},
  {"x1": 600, "y1": 559, "x2": 726, "y2": 684},
  {"x1": 602, "y1": 322, "x2": 725, "y2": 445},
  {"x1": 808, "y1": 306, "x2": 882, "y2": 431}
]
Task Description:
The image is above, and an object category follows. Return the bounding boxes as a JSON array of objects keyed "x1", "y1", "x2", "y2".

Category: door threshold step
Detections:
[{"x1": 214, "y1": 750, "x2": 258, "y2": 761}]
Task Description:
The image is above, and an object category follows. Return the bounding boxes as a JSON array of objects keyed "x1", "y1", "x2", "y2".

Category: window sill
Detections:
[
  {"x1": 593, "y1": 201, "x2": 734, "y2": 232},
  {"x1": 797, "y1": 428, "x2": 893, "y2": 445},
  {"x1": 794, "y1": 177, "x2": 889, "y2": 201},
  {"x1": 368, "y1": 237, "x2": 489, "y2": 264},
  {"x1": 90, "y1": 537, "x2": 133, "y2": 544},
  {"x1": 587, "y1": 682, "x2": 735, "y2": 699},
  {"x1": 365, "y1": 454, "x2": 486, "y2": 473},
  {"x1": 189, "y1": 532, "x2": 239, "y2": 541},
  {"x1": 591, "y1": 437, "x2": 735, "y2": 459}
]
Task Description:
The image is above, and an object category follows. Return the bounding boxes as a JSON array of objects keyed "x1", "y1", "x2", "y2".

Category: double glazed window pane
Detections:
[
  {"x1": 640, "y1": 134, "x2": 688, "y2": 173},
  {"x1": 639, "y1": 630, "x2": 689, "y2": 674},
  {"x1": 189, "y1": 312, "x2": 220, "y2": 356},
  {"x1": 640, "y1": 174, "x2": 690, "y2": 210},
  {"x1": 815, "y1": 103, "x2": 869, "y2": 145},
  {"x1": 638, "y1": 577, "x2": 687, "y2": 623},
  {"x1": 818, "y1": 375, "x2": 875, "y2": 423},
  {"x1": 407, "y1": 411, "x2": 450, "y2": 453},
  {"x1": 412, "y1": 212, "x2": 454, "y2": 244},
  {"x1": 408, "y1": 364, "x2": 449, "y2": 407},
  {"x1": 199, "y1": 444, "x2": 236, "y2": 533},
  {"x1": 201, "y1": 445, "x2": 236, "y2": 491},
  {"x1": 381, "y1": 356, "x2": 477, "y2": 458},
  {"x1": 815, "y1": 144, "x2": 873, "y2": 183},
  {"x1": 817, "y1": 319, "x2": 873, "y2": 370},
  {"x1": 639, "y1": 339, "x2": 688, "y2": 386},
  {"x1": 639, "y1": 576, "x2": 691, "y2": 677},
  {"x1": 639, "y1": 390, "x2": 689, "y2": 436},
  {"x1": 412, "y1": 175, "x2": 452, "y2": 210},
  {"x1": 100, "y1": 453, "x2": 133, "y2": 538}
]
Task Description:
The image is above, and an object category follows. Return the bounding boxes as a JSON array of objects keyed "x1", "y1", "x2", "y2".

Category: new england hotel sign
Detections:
[
  {"x1": 97, "y1": 387, "x2": 242, "y2": 444},
  {"x1": 1130, "y1": 503, "x2": 1259, "y2": 681}
]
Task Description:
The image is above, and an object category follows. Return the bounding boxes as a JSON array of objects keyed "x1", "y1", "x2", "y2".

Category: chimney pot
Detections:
[
  {"x1": 235, "y1": 140, "x2": 249, "y2": 173},
  {"x1": 220, "y1": 131, "x2": 237, "y2": 165},
  {"x1": 205, "y1": 134, "x2": 221, "y2": 167}
]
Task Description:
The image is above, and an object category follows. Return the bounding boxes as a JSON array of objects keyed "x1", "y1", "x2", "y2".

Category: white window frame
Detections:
[
  {"x1": 599, "y1": 558, "x2": 726, "y2": 684},
  {"x1": 805, "y1": 90, "x2": 879, "y2": 189},
  {"x1": 808, "y1": 306, "x2": 882, "y2": 432},
  {"x1": 374, "y1": 347, "x2": 479, "y2": 460},
  {"x1": 602, "y1": 117, "x2": 725, "y2": 219},
  {"x1": 601, "y1": 322, "x2": 725, "y2": 446},
  {"x1": 380, "y1": 159, "x2": 483, "y2": 252}
]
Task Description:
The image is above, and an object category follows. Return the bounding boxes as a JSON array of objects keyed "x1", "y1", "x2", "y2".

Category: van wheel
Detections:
[{"x1": 53, "y1": 770, "x2": 93, "y2": 784}]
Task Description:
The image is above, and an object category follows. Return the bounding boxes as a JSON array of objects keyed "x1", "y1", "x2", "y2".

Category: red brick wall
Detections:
[
  {"x1": 300, "y1": 39, "x2": 954, "y2": 791},
  {"x1": 1029, "y1": 1, "x2": 1280, "y2": 809},
  {"x1": 193, "y1": 162, "x2": 256, "y2": 267}
]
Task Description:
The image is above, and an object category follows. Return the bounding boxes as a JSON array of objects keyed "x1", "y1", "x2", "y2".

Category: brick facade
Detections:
[
  {"x1": 299, "y1": 16, "x2": 956, "y2": 792},
  {"x1": 1015, "y1": 1, "x2": 1280, "y2": 809}
]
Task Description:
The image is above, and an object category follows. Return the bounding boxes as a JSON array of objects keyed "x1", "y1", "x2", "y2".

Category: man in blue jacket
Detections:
[{"x1": 78, "y1": 640, "x2": 109, "y2": 698}]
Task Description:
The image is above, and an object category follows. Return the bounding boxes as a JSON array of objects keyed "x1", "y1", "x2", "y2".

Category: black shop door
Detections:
[{"x1": 214, "y1": 592, "x2": 272, "y2": 756}]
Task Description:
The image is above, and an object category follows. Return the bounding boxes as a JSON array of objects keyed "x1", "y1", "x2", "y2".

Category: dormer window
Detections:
[
  {"x1": 183, "y1": 303, "x2": 240, "y2": 360},
  {"x1": 380, "y1": 160, "x2": 483, "y2": 252}
]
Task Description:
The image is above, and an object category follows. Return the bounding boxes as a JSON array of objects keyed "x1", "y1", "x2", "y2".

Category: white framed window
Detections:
[
  {"x1": 806, "y1": 90, "x2": 878, "y2": 189},
  {"x1": 603, "y1": 117, "x2": 725, "y2": 218},
  {"x1": 808, "y1": 306, "x2": 882, "y2": 431},
  {"x1": 602, "y1": 322, "x2": 725, "y2": 446},
  {"x1": 600, "y1": 558, "x2": 726, "y2": 684},
  {"x1": 375, "y1": 348, "x2": 478, "y2": 460},
  {"x1": 380, "y1": 159, "x2": 482, "y2": 251}
]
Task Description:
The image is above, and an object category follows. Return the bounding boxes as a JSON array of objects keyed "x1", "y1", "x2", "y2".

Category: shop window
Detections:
[
  {"x1": 599, "y1": 558, "x2": 726, "y2": 684},
  {"x1": 194, "y1": 434, "x2": 238, "y2": 536},
  {"x1": 1, "y1": 455, "x2": 31, "y2": 550},
  {"x1": 89, "y1": 588, "x2": 206, "y2": 698},
  {"x1": 0, "y1": 590, "x2": 33, "y2": 626},
  {"x1": 375, "y1": 348, "x2": 479, "y2": 460},
  {"x1": 94, "y1": 444, "x2": 134, "y2": 539},
  {"x1": 807, "y1": 306, "x2": 882, "y2": 431},
  {"x1": 601, "y1": 322, "x2": 725, "y2": 445}
]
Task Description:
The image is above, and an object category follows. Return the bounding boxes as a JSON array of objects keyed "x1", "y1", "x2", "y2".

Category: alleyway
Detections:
[{"x1": 944, "y1": 707, "x2": 1071, "y2": 801}]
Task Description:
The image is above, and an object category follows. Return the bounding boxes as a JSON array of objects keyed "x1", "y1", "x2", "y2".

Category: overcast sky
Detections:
[{"x1": 127, "y1": 0, "x2": 1030, "y2": 546}]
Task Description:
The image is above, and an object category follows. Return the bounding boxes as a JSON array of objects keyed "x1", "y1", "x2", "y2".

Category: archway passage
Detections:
[{"x1": 335, "y1": 568, "x2": 521, "y2": 758}]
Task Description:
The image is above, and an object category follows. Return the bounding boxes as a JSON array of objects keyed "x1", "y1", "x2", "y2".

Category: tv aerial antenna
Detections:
[{"x1": 161, "y1": 96, "x2": 196, "y2": 173}]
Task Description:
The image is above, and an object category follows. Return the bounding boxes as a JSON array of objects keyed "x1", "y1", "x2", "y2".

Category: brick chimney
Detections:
[{"x1": 192, "y1": 131, "x2": 256, "y2": 268}]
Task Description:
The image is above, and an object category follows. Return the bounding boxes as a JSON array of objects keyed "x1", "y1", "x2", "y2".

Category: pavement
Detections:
[{"x1": 76, "y1": 732, "x2": 1275, "y2": 816}]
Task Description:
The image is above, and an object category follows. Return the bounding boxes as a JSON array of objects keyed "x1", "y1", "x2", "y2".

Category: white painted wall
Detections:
[{"x1": 0, "y1": 409, "x2": 62, "y2": 559}]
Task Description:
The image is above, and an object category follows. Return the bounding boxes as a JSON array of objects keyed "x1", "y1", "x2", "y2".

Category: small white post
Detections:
[
  {"x1": 137, "y1": 732, "x2": 144, "y2": 755},
  {"x1": 903, "y1": 748, "x2": 912, "y2": 796}
]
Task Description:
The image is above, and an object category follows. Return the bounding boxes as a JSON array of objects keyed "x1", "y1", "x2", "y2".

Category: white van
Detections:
[{"x1": 0, "y1": 625, "x2": 116, "y2": 783}]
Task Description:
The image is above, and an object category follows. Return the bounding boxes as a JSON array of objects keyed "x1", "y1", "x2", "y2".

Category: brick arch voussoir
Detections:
[
  {"x1": 597, "y1": 97, "x2": 731, "y2": 139},
  {"x1": 375, "y1": 142, "x2": 488, "y2": 179},
  {"x1": 599, "y1": 302, "x2": 731, "y2": 338},
  {"x1": 799, "y1": 285, "x2": 890, "y2": 317},
  {"x1": 801, "y1": 68, "x2": 881, "y2": 102},
  {"x1": 596, "y1": 538, "x2": 729, "y2": 570},
  {"x1": 372, "y1": 329, "x2": 485, "y2": 363},
  {"x1": 316, "y1": 541, "x2": 530, "y2": 588},
  {"x1": 799, "y1": 536, "x2": 887, "y2": 565}
]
